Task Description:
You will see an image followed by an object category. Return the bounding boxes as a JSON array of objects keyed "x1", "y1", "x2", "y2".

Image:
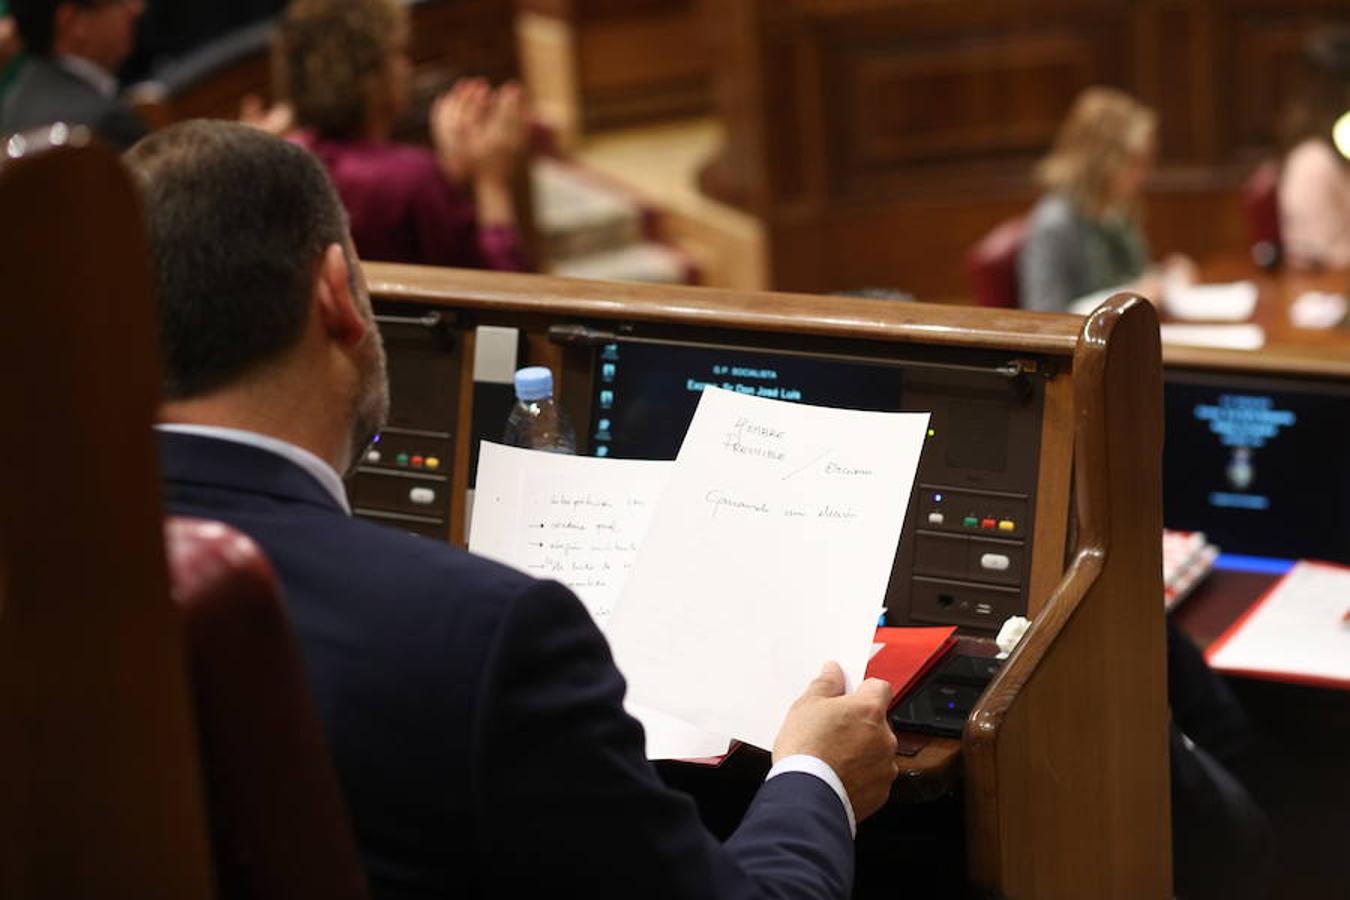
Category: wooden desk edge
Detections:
[
  {"x1": 364, "y1": 262, "x2": 1083, "y2": 355},
  {"x1": 1164, "y1": 342, "x2": 1350, "y2": 378}
]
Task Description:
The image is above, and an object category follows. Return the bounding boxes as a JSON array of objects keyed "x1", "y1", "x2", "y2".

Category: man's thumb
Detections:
[{"x1": 802, "y1": 661, "x2": 846, "y2": 698}]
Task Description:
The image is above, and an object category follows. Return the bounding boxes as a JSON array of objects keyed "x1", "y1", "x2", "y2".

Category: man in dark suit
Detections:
[
  {"x1": 3, "y1": 0, "x2": 146, "y2": 148},
  {"x1": 125, "y1": 119, "x2": 901, "y2": 900}
]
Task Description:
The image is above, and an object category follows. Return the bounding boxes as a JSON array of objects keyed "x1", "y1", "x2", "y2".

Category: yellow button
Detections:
[
  {"x1": 425, "y1": 456, "x2": 441, "y2": 470},
  {"x1": 998, "y1": 520, "x2": 1015, "y2": 531}
]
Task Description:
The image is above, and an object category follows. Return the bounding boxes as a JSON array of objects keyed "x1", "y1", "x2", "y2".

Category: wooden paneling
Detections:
[
  {"x1": 133, "y1": 0, "x2": 518, "y2": 133},
  {"x1": 516, "y1": 0, "x2": 711, "y2": 143},
  {"x1": 701, "y1": 0, "x2": 1344, "y2": 295},
  {"x1": 844, "y1": 34, "x2": 1098, "y2": 169}
]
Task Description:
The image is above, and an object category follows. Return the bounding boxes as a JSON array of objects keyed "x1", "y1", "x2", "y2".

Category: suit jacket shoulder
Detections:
[{"x1": 1, "y1": 57, "x2": 147, "y2": 149}]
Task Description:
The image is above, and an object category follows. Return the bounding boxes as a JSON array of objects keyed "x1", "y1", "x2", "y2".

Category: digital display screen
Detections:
[
  {"x1": 1163, "y1": 374, "x2": 1350, "y2": 563},
  {"x1": 589, "y1": 342, "x2": 905, "y2": 460}
]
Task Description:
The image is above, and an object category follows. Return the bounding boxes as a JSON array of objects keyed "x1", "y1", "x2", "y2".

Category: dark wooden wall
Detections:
[
  {"x1": 134, "y1": 0, "x2": 518, "y2": 134},
  {"x1": 516, "y1": 0, "x2": 711, "y2": 144},
  {"x1": 698, "y1": 0, "x2": 1346, "y2": 297}
]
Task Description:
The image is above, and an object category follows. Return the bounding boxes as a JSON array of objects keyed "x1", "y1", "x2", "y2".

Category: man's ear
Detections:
[{"x1": 313, "y1": 243, "x2": 368, "y2": 348}]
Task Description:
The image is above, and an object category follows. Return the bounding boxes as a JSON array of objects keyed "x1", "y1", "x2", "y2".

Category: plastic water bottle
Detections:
[{"x1": 503, "y1": 366, "x2": 577, "y2": 454}]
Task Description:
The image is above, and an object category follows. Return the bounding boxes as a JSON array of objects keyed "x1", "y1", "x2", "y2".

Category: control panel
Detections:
[
  {"x1": 346, "y1": 304, "x2": 459, "y2": 539},
  {"x1": 888, "y1": 369, "x2": 1044, "y2": 630}
]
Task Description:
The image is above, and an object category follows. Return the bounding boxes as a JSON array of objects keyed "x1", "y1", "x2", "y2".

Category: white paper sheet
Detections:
[
  {"x1": 1208, "y1": 561, "x2": 1350, "y2": 686},
  {"x1": 469, "y1": 443, "x2": 730, "y2": 760},
  {"x1": 470, "y1": 442, "x2": 672, "y2": 628},
  {"x1": 1163, "y1": 281, "x2": 1258, "y2": 322},
  {"x1": 608, "y1": 388, "x2": 929, "y2": 751},
  {"x1": 1289, "y1": 291, "x2": 1348, "y2": 330},
  {"x1": 1159, "y1": 323, "x2": 1266, "y2": 350}
]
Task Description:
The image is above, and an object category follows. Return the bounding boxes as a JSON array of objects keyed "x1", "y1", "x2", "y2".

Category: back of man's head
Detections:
[{"x1": 124, "y1": 120, "x2": 351, "y2": 401}]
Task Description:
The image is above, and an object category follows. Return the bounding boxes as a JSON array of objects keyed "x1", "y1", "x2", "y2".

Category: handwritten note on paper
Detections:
[
  {"x1": 608, "y1": 388, "x2": 930, "y2": 751},
  {"x1": 470, "y1": 442, "x2": 672, "y2": 627},
  {"x1": 469, "y1": 443, "x2": 730, "y2": 759}
]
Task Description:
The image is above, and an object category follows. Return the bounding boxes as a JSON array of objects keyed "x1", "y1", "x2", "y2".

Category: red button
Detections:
[
  {"x1": 980, "y1": 518, "x2": 996, "y2": 529},
  {"x1": 411, "y1": 455, "x2": 424, "y2": 467}
]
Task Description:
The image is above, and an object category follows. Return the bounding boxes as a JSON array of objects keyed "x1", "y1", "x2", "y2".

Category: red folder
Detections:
[{"x1": 865, "y1": 626, "x2": 959, "y2": 705}]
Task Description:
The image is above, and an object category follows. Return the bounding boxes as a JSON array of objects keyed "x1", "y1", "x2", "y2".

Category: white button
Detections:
[
  {"x1": 409, "y1": 487, "x2": 436, "y2": 506},
  {"x1": 365, "y1": 449, "x2": 382, "y2": 463},
  {"x1": 980, "y1": 553, "x2": 1010, "y2": 571},
  {"x1": 927, "y1": 512, "x2": 944, "y2": 525}
]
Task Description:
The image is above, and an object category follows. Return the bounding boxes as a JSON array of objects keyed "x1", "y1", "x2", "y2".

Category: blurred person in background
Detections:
[
  {"x1": 1279, "y1": 26, "x2": 1350, "y2": 271},
  {"x1": 278, "y1": 0, "x2": 530, "y2": 272},
  {"x1": 2, "y1": 0, "x2": 147, "y2": 148},
  {"x1": 1018, "y1": 86, "x2": 1195, "y2": 313},
  {"x1": 1, "y1": 1, "x2": 25, "y2": 101}
]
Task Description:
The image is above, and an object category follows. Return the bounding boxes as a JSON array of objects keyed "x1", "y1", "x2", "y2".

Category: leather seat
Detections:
[
  {"x1": 965, "y1": 216, "x2": 1029, "y2": 308},
  {"x1": 167, "y1": 517, "x2": 369, "y2": 900}
]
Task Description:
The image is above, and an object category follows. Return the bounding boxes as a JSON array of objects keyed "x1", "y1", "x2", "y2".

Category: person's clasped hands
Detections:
[{"x1": 431, "y1": 77, "x2": 530, "y2": 188}]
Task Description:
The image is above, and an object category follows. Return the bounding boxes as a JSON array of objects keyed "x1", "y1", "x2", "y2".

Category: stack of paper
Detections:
[
  {"x1": 1288, "y1": 291, "x2": 1348, "y2": 329},
  {"x1": 1158, "y1": 323, "x2": 1266, "y2": 350},
  {"x1": 1162, "y1": 529, "x2": 1219, "y2": 610},
  {"x1": 1206, "y1": 561, "x2": 1350, "y2": 689},
  {"x1": 471, "y1": 387, "x2": 930, "y2": 757},
  {"x1": 1163, "y1": 281, "x2": 1258, "y2": 322}
]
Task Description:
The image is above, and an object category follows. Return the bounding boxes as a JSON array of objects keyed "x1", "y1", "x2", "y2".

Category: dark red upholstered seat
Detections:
[
  {"x1": 166, "y1": 517, "x2": 369, "y2": 900},
  {"x1": 966, "y1": 216, "x2": 1029, "y2": 308},
  {"x1": 1241, "y1": 160, "x2": 1282, "y2": 268}
]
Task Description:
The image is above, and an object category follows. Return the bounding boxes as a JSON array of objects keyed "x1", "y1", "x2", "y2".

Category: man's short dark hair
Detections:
[
  {"x1": 10, "y1": 0, "x2": 91, "y2": 56},
  {"x1": 124, "y1": 120, "x2": 350, "y2": 400}
]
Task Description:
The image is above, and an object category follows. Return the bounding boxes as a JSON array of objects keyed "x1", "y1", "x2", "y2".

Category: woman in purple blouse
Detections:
[{"x1": 277, "y1": 0, "x2": 530, "y2": 271}]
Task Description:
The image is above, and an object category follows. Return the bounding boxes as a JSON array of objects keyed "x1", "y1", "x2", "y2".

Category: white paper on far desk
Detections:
[
  {"x1": 608, "y1": 388, "x2": 930, "y2": 751},
  {"x1": 1207, "y1": 561, "x2": 1350, "y2": 687},
  {"x1": 1163, "y1": 281, "x2": 1258, "y2": 322},
  {"x1": 469, "y1": 443, "x2": 730, "y2": 760},
  {"x1": 1158, "y1": 323, "x2": 1266, "y2": 350}
]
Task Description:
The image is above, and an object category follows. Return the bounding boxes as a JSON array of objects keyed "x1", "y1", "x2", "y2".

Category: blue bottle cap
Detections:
[{"x1": 514, "y1": 366, "x2": 554, "y2": 401}]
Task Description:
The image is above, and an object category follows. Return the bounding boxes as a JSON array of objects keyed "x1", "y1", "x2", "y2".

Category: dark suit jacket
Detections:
[
  {"x1": 1, "y1": 57, "x2": 147, "y2": 149},
  {"x1": 159, "y1": 432, "x2": 854, "y2": 900}
]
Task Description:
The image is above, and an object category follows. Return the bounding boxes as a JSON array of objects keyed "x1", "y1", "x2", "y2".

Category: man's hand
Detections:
[{"x1": 773, "y1": 662, "x2": 900, "y2": 823}]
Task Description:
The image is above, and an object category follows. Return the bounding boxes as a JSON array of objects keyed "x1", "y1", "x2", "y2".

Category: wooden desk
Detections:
[
  {"x1": 1170, "y1": 566, "x2": 1279, "y2": 651},
  {"x1": 1163, "y1": 256, "x2": 1350, "y2": 378},
  {"x1": 365, "y1": 263, "x2": 1173, "y2": 897}
]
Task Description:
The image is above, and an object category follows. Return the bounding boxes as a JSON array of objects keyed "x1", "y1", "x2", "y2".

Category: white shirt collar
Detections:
[
  {"x1": 156, "y1": 424, "x2": 352, "y2": 515},
  {"x1": 56, "y1": 54, "x2": 119, "y2": 99}
]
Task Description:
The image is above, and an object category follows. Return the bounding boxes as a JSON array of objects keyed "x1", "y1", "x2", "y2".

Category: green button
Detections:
[
  {"x1": 396, "y1": 453, "x2": 410, "y2": 466},
  {"x1": 963, "y1": 516, "x2": 979, "y2": 528}
]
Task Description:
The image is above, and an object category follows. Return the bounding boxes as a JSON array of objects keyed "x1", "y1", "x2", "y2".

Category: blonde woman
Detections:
[
  {"x1": 1018, "y1": 87, "x2": 1193, "y2": 313},
  {"x1": 279, "y1": 0, "x2": 530, "y2": 270}
]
